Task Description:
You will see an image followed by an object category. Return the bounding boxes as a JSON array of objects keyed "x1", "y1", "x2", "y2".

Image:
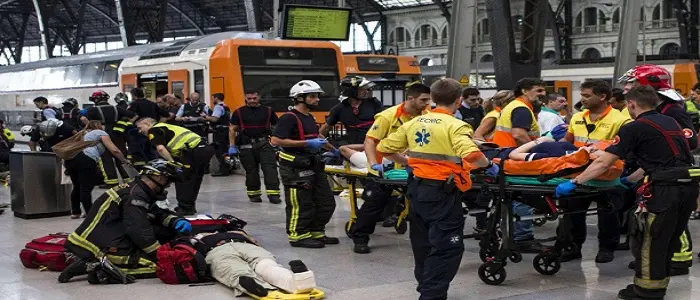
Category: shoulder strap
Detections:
[
  {"x1": 236, "y1": 109, "x2": 244, "y2": 131},
  {"x1": 112, "y1": 106, "x2": 118, "y2": 122},
  {"x1": 266, "y1": 107, "x2": 272, "y2": 129},
  {"x1": 284, "y1": 112, "x2": 305, "y2": 140},
  {"x1": 96, "y1": 106, "x2": 106, "y2": 123},
  {"x1": 661, "y1": 102, "x2": 679, "y2": 115},
  {"x1": 636, "y1": 118, "x2": 689, "y2": 157}
]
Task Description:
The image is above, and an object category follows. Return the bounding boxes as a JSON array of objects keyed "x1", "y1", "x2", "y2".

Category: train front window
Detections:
[{"x1": 241, "y1": 69, "x2": 340, "y2": 112}]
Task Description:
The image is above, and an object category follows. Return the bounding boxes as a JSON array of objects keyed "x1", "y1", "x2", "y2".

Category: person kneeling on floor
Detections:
[
  {"x1": 58, "y1": 159, "x2": 193, "y2": 283},
  {"x1": 191, "y1": 230, "x2": 317, "y2": 298}
]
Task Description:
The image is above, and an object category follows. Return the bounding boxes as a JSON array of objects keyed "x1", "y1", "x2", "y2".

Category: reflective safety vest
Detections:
[
  {"x1": 685, "y1": 100, "x2": 699, "y2": 113},
  {"x1": 152, "y1": 123, "x2": 201, "y2": 157},
  {"x1": 113, "y1": 120, "x2": 133, "y2": 134},
  {"x1": 620, "y1": 107, "x2": 631, "y2": 119},
  {"x1": 479, "y1": 107, "x2": 501, "y2": 141},
  {"x1": 568, "y1": 105, "x2": 630, "y2": 147},
  {"x1": 493, "y1": 98, "x2": 540, "y2": 147},
  {"x1": 376, "y1": 108, "x2": 482, "y2": 191},
  {"x1": 366, "y1": 103, "x2": 429, "y2": 167}
]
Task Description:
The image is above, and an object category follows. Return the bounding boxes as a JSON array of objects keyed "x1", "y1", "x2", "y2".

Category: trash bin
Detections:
[{"x1": 10, "y1": 151, "x2": 71, "y2": 219}]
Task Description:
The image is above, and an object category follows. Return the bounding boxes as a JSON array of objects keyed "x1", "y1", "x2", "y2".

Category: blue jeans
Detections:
[{"x1": 513, "y1": 201, "x2": 534, "y2": 241}]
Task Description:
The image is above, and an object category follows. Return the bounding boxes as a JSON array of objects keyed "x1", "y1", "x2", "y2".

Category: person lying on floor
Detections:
[{"x1": 191, "y1": 230, "x2": 317, "y2": 297}]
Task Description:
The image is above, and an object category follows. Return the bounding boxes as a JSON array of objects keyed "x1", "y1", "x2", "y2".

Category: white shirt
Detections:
[{"x1": 537, "y1": 108, "x2": 564, "y2": 133}]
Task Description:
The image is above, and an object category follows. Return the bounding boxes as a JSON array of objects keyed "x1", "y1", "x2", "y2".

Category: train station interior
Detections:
[{"x1": 1, "y1": 0, "x2": 700, "y2": 299}]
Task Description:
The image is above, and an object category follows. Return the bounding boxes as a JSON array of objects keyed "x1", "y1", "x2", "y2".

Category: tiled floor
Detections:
[{"x1": 2, "y1": 173, "x2": 700, "y2": 300}]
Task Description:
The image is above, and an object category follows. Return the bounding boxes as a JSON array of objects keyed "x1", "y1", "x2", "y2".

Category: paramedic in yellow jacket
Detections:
[
  {"x1": 493, "y1": 78, "x2": 547, "y2": 147},
  {"x1": 473, "y1": 90, "x2": 514, "y2": 142},
  {"x1": 349, "y1": 82, "x2": 432, "y2": 254},
  {"x1": 560, "y1": 80, "x2": 631, "y2": 264},
  {"x1": 377, "y1": 78, "x2": 495, "y2": 300}
]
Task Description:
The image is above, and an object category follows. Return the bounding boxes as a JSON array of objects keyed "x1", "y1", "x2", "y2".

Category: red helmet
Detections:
[
  {"x1": 89, "y1": 90, "x2": 110, "y2": 103},
  {"x1": 617, "y1": 64, "x2": 673, "y2": 90}
]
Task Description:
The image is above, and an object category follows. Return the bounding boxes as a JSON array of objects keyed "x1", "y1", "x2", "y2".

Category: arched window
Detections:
[
  {"x1": 419, "y1": 58, "x2": 434, "y2": 66},
  {"x1": 663, "y1": 0, "x2": 674, "y2": 19},
  {"x1": 575, "y1": 7, "x2": 605, "y2": 33},
  {"x1": 441, "y1": 26, "x2": 448, "y2": 45},
  {"x1": 415, "y1": 24, "x2": 438, "y2": 47},
  {"x1": 390, "y1": 27, "x2": 411, "y2": 48},
  {"x1": 581, "y1": 48, "x2": 601, "y2": 60},
  {"x1": 480, "y1": 54, "x2": 493, "y2": 63},
  {"x1": 660, "y1": 43, "x2": 680, "y2": 57},
  {"x1": 612, "y1": 8, "x2": 620, "y2": 24},
  {"x1": 652, "y1": 4, "x2": 661, "y2": 21},
  {"x1": 543, "y1": 50, "x2": 557, "y2": 65}
]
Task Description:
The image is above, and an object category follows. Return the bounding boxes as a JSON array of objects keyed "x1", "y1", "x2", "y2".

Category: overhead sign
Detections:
[
  {"x1": 459, "y1": 75, "x2": 469, "y2": 86},
  {"x1": 281, "y1": 5, "x2": 352, "y2": 41}
]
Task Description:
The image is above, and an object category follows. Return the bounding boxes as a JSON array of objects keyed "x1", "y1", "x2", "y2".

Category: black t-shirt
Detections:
[
  {"x1": 457, "y1": 105, "x2": 485, "y2": 130},
  {"x1": 657, "y1": 100, "x2": 698, "y2": 150},
  {"x1": 31, "y1": 123, "x2": 75, "y2": 148},
  {"x1": 606, "y1": 111, "x2": 693, "y2": 173},
  {"x1": 128, "y1": 99, "x2": 169, "y2": 120},
  {"x1": 195, "y1": 231, "x2": 255, "y2": 255},
  {"x1": 230, "y1": 105, "x2": 279, "y2": 138},
  {"x1": 501, "y1": 141, "x2": 578, "y2": 161},
  {"x1": 326, "y1": 98, "x2": 383, "y2": 144},
  {"x1": 272, "y1": 109, "x2": 319, "y2": 154},
  {"x1": 511, "y1": 107, "x2": 533, "y2": 130},
  {"x1": 86, "y1": 103, "x2": 135, "y2": 133},
  {"x1": 147, "y1": 126, "x2": 176, "y2": 147}
]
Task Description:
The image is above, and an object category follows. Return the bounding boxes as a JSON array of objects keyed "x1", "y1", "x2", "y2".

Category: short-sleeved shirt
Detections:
[
  {"x1": 211, "y1": 104, "x2": 225, "y2": 118},
  {"x1": 230, "y1": 106, "x2": 278, "y2": 138},
  {"x1": 176, "y1": 103, "x2": 210, "y2": 117},
  {"x1": 455, "y1": 104, "x2": 485, "y2": 130},
  {"x1": 326, "y1": 98, "x2": 383, "y2": 144},
  {"x1": 272, "y1": 109, "x2": 319, "y2": 154},
  {"x1": 43, "y1": 109, "x2": 57, "y2": 120},
  {"x1": 538, "y1": 108, "x2": 565, "y2": 133},
  {"x1": 511, "y1": 107, "x2": 534, "y2": 130},
  {"x1": 82, "y1": 130, "x2": 108, "y2": 161},
  {"x1": 657, "y1": 101, "x2": 698, "y2": 150},
  {"x1": 128, "y1": 99, "x2": 169, "y2": 120},
  {"x1": 566, "y1": 105, "x2": 630, "y2": 147}
]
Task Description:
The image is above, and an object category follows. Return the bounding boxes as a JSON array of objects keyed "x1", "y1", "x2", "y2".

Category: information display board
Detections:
[{"x1": 281, "y1": 5, "x2": 352, "y2": 41}]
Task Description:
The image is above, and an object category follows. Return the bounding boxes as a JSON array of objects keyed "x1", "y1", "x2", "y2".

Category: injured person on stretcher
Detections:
[
  {"x1": 334, "y1": 144, "x2": 393, "y2": 168},
  {"x1": 191, "y1": 230, "x2": 317, "y2": 298},
  {"x1": 505, "y1": 136, "x2": 601, "y2": 161}
]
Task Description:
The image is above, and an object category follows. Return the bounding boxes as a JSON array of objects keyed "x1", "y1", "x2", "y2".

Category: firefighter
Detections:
[
  {"x1": 229, "y1": 89, "x2": 281, "y2": 203},
  {"x1": 61, "y1": 98, "x2": 81, "y2": 129},
  {"x1": 28, "y1": 119, "x2": 76, "y2": 152},
  {"x1": 348, "y1": 82, "x2": 432, "y2": 254},
  {"x1": 205, "y1": 93, "x2": 232, "y2": 177},
  {"x1": 376, "y1": 78, "x2": 495, "y2": 300},
  {"x1": 136, "y1": 118, "x2": 214, "y2": 216},
  {"x1": 556, "y1": 86, "x2": 697, "y2": 300},
  {"x1": 618, "y1": 64, "x2": 697, "y2": 276},
  {"x1": 270, "y1": 80, "x2": 339, "y2": 248},
  {"x1": 114, "y1": 92, "x2": 129, "y2": 109},
  {"x1": 58, "y1": 159, "x2": 191, "y2": 283},
  {"x1": 127, "y1": 88, "x2": 170, "y2": 169},
  {"x1": 319, "y1": 75, "x2": 383, "y2": 145},
  {"x1": 83, "y1": 90, "x2": 137, "y2": 187}
]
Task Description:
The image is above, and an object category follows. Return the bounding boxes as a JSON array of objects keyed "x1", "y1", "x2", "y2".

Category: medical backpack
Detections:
[
  {"x1": 155, "y1": 237, "x2": 210, "y2": 284},
  {"x1": 19, "y1": 233, "x2": 76, "y2": 271}
]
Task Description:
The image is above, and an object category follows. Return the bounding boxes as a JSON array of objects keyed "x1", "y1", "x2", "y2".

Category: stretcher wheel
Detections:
[
  {"x1": 478, "y1": 263, "x2": 507, "y2": 285},
  {"x1": 533, "y1": 253, "x2": 561, "y2": 275},
  {"x1": 509, "y1": 252, "x2": 522, "y2": 263},
  {"x1": 395, "y1": 219, "x2": 407, "y2": 234},
  {"x1": 533, "y1": 218, "x2": 547, "y2": 227}
]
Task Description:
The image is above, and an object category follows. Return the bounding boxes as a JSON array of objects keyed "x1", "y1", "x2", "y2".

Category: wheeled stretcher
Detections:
[
  {"x1": 471, "y1": 169, "x2": 624, "y2": 286},
  {"x1": 324, "y1": 164, "x2": 410, "y2": 235}
]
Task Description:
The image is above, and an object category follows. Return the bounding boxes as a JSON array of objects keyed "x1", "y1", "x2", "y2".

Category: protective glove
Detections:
[
  {"x1": 305, "y1": 138, "x2": 327, "y2": 150},
  {"x1": 322, "y1": 148, "x2": 340, "y2": 157},
  {"x1": 228, "y1": 146, "x2": 239, "y2": 155},
  {"x1": 174, "y1": 219, "x2": 192, "y2": 233},
  {"x1": 79, "y1": 109, "x2": 88, "y2": 116},
  {"x1": 485, "y1": 162, "x2": 499, "y2": 177},
  {"x1": 620, "y1": 176, "x2": 636, "y2": 188},
  {"x1": 555, "y1": 180, "x2": 577, "y2": 198},
  {"x1": 370, "y1": 163, "x2": 384, "y2": 176}
]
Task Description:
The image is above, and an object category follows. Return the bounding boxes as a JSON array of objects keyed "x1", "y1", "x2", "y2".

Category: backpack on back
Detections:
[
  {"x1": 19, "y1": 233, "x2": 76, "y2": 271},
  {"x1": 155, "y1": 237, "x2": 210, "y2": 284}
]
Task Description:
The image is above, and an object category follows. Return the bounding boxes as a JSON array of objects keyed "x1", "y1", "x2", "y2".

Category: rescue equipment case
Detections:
[
  {"x1": 155, "y1": 237, "x2": 210, "y2": 285},
  {"x1": 19, "y1": 233, "x2": 76, "y2": 271}
]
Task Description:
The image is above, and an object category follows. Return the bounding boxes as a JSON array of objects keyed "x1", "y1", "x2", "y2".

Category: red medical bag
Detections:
[{"x1": 19, "y1": 233, "x2": 76, "y2": 271}]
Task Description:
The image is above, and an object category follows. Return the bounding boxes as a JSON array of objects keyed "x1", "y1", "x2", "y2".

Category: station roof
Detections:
[{"x1": 0, "y1": 0, "x2": 446, "y2": 50}]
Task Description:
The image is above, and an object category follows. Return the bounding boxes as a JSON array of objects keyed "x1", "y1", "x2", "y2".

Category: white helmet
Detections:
[
  {"x1": 289, "y1": 80, "x2": 324, "y2": 98},
  {"x1": 20, "y1": 125, "x2": 34, "y2": 136},
  {"x1": 39, "y1": 119, "x2": 62, "y2": 137}
]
